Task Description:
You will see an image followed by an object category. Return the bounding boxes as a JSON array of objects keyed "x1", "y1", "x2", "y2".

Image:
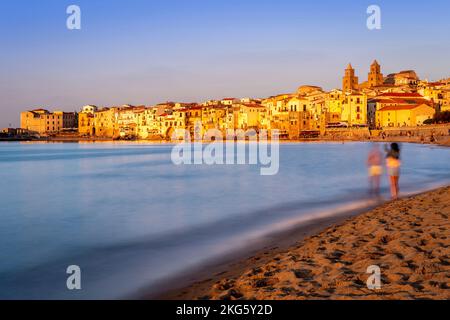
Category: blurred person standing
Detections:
[
  {"x1": 385, "y1": 143, "x2": 401, "y2": 199},
  {"x1": 367, "y1": 144, "x2": 382, "y2": 196}
]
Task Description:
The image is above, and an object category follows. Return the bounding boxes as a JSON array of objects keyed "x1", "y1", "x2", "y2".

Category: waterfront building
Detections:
[
  {"x1": 117, "y1": 105, "x2": 145, "y2": 138},
  {"x1": 236, "y1": 103, "x2": 268, "y2": 131},
  {"x1": 20, "y1": 109, "x2": 78, "y2": 134},
  {"x1": 305, "y1": 92, "x2": 327, "y2": 130},
  {"x1": 326, "y1": 89, "x2": 345, "y2": 115},
  {"x1": 324, "y1": 90, "x2": 367, "y2": 127},
  {"x1": 136, "y1": 107, "x2": 160, "y2": 139},
  {"x1": 442, "y1": 92, "x2": 450, "y2": 112},
  {"x1": 159, "y1": 109, "x2": 187, "y2": 140},
  {"x1": 201, "y1": 105, "x2": 227, "y2": 132},
  {"x1": 376, "y1": 104, "x2": 435, "y2": 127},
  {"x1": 418, "y1": 81, "x2": 450, "y2": 112},
  {"x1": 341, "y1": 92, "x2": 368, "y2": 127},
  {"x1": 78, "y1": 113, "x2": 95, "y2": 136},
  {"x1": 185, "y1": 105, "x2": 204, "y2": 137},
  {"x1": 287, "y1": 96, "x2": 311, "y2": 113},
  {"x1": 78, "y1": 105, "x2": 97, "y2": 136},
  {"x1": 368, "y1": 92, "x2": 433, "y2": 128},
  {"x1": 94, "y1": 107, "x2": 119, "y2": 138}
]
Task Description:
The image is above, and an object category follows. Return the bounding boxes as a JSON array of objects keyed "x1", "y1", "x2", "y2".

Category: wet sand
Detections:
[{"x1": 164, "y1": 187, "x2": 450, "y2": 300}]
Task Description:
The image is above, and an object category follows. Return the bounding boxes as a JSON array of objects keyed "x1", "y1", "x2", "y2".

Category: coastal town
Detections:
[
  {"x1": 6, "y1": 61, "x2": 450, "y2": 142},
  {"x1": 3, "y1": 0, "x2": 450, "y2": 306}
]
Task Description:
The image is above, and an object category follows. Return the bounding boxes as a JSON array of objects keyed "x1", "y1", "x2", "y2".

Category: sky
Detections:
[{"x1": 0, "y1": 0, "x2": 449, "y2": 128}]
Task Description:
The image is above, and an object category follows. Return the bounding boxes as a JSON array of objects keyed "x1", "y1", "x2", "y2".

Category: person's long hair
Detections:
[{"x1": 391, "y1": 143, "x2": 400, "y2": 152}]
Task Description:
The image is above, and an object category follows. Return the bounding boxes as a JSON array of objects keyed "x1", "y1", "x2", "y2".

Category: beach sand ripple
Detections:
[{"x1": 180, "y1": 187, "x2": 450, "y2": 300}]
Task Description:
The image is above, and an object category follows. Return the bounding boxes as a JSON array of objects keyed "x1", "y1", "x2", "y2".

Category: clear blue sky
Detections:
[{"x1": 1, "y1": 0, "x2": 449, "y2": 127}]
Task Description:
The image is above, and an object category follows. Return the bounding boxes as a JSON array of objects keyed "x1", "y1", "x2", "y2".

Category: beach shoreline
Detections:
[
  {"x1": 2, "y1": 137, "x2": 450, "y2": 148},
  {"x1": 155, "y1": 186, "x2": 450, "y2": 300},
  {"x1": 143, "y1": 205, "x2": 374, "y2": 300}
]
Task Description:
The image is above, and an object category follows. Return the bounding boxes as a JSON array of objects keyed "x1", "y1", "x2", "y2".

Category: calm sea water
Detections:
[{"x1": 0, "y1": 142, "x2": 449, "y2": 299}]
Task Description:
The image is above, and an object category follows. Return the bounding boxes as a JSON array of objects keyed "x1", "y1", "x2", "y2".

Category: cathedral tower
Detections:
[
  {"x1": 368, "y1": 60, "x2": 383, "y2": 87},
  {"x1": 342, "y1": 63, "x2": 359, "y2": 92}
]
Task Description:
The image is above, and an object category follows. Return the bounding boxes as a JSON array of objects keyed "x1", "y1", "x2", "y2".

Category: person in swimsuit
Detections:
[
  {"x1": 367, "y1": 144, "x2": 382, "y2": 196},
  {"x1": 385, "y1": 143, "x2": 401, "y2": 199}
]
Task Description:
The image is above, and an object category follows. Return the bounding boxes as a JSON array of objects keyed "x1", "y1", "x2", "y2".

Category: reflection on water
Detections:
[{"x1": 0, "y1": 142, "x2": 448, "y2": 299}]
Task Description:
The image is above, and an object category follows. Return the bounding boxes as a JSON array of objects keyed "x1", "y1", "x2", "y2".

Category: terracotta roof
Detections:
[
  {"x1": 368, "y1": 98, "x2": 396, "y2": 103},
  {"x1": 377, "y1": 92, "x2": 423, "y2": 97},
  {"x1": 369, "y1": 96, "x2": 432, "y2": 106},
  {"x1": 390, "y1": 97, "x2": 430, "y2": 104},
  {"x1": 427, "y1": 82, "x2": 444, "y2": 86},
  {"x1": 378, "y1": 104, "x2": 430, "y2": 111}
]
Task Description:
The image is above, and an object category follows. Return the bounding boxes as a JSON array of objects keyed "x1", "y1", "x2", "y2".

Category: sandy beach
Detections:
[{"x1": 166, "y1": 186, "x2": 450, "y2": 300}]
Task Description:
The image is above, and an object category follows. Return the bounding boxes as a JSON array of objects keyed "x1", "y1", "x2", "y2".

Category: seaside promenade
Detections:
[{"x1": 3, "y1": 124, "x2": 450, "y2": 146}]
